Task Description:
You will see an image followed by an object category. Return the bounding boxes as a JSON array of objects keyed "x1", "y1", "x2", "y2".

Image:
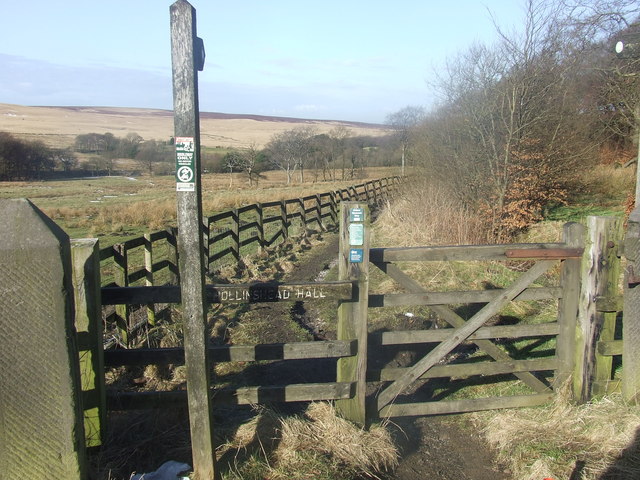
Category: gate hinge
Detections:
[{"x1": 627, "y1": 265, "x2": 640, "y2": 287}]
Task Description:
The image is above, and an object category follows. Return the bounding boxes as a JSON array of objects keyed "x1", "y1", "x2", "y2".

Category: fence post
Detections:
[
  {"x1": 167, "y1": 226, "x2": 179, "y2": 284},
  {"x1": 336, "y1": 201, "x2": 369, "y2": 426},
  {"x1": 170, "y1": 1, "x2": 217, "y2": 478},
  {"x1": 71, "y1": 238, "x2": 106, "y2": 448},
  {"x1": 144, "y1": 233, "x2": 156, "y2": 325},
  {"x1": 624, "y1": 207, "x2": 640, "y2": 403},
  {"x1": 232, "y1": 208, "x2": 240, "y2": 260},
  {"x1": 257, "y1": 203, "x2": 265, "y2": 252},
  {"x1": 281, "y1": 200, "x2": 288, "y2": 241},
  {"x1": 202, "y1": 216, "x2": 211, "y2": 274},
  {"x1": 113, "y1": 243, "x2": 130, "y2": 346},
  {"x1": 0, "y1": 199, "x2": 87, "y2": 479},
  {"x1": 573, "y1": 216, "x2": 622, "y2": 401},
  {"x1": 299, "y1": 197, "x2": 307, "y2": 234},
  {"x1": 316, "y1": 193, "x2": 326, "y2": 231},
  {"x1": 556, "y1": 222, "x2": 584, "y2": 391}
]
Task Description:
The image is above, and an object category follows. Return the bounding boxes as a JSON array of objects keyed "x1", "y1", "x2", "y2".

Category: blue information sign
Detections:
[{"x1": 349, "y1": 248, "x2": 364, "y2": 263}]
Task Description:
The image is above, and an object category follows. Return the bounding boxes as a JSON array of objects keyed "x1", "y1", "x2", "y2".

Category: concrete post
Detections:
[{"x1": 0, "y1": 199, "x2": 86, "y2": 479}]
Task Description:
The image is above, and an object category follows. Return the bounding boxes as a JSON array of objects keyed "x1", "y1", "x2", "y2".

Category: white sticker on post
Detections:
[
  {"x1": 349, "y1": 223, "x2": 364, "y2": 246},
  {"x1": 175, "y1": 136, "x2": 195, "y2": 192}
]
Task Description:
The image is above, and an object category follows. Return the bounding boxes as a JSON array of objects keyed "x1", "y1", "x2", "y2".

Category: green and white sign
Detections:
[
  {"x1": 175, "y1": 136, "x2": 195, "y2": 192},
  {"x1": 350, "y1": 207, "x2": 364, "y2": 222}
]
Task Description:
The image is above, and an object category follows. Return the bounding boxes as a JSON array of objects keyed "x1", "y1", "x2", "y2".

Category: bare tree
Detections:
[
  {"x1": 386, "y1": 105, "x2": 425, "y2": 176},
  {"x1": 419, "y1": 0, "x2": 600, "y2": 239},
  {"x1": 266, "y1": 126, "x2": 316, "y2": 184}
]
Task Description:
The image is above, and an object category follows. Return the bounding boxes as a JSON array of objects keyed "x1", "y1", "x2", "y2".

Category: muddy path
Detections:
[{"x1": 241, "y1": 228, "x2": 511, "y2": 480}]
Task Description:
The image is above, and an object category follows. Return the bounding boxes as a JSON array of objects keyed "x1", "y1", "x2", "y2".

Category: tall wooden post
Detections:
[
  {"x1": 71, "y1": 239, "x2": 106, "y2": 449},
  {"x1": 170, "y1": 2, "x2": 217, "y2": 479},
  {"x1": 574, "y1": 217, "x2": 622, "y2": 401},
  {"x1": 336, "y1": 201, "x2": 369, "y2": 426}
]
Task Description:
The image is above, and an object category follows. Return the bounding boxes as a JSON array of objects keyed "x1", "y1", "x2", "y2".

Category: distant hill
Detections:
[{"x1": 0, "y1": 103, "x2": 389, "y2": 149}]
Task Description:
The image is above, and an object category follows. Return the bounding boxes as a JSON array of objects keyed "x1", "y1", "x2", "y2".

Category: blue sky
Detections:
[{"x1": 0, "y1": 1, "x2": 525, "y2": 123}]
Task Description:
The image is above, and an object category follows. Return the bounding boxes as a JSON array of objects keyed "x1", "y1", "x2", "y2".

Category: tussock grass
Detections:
[
  {"x1": 475, "y1": 389, "x2": 640, "y2": 480},
  {"x1": 375, "y1": 179, "x2": 490, "y2": 246},
  {"x1": 218, "y1": 403, "x2": 398, "y2": 480}
]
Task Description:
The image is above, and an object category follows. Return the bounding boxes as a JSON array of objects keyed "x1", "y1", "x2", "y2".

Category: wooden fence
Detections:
[
  {"x1": 99, "y1": 177, "x2": 401, "y2": 345},
  {"x1": 63, "y1": 205, "x2": 628, "y2": 458},
  {"x1": 90, "y1": 214, "x2": 626, "y2": 421}
]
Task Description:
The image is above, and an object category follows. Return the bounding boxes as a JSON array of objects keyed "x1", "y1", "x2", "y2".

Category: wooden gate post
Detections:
[
  {"x1": 574, "y1": 216, "x2": 622, "y2": 401},
  {"x1": 624, "y1": 207, "x2": 640, "y2": 403},
  {"x1": 170, "y1": 2, "x2": 217, "y2": 479},
  {"x1": 556, "y1": 222, "x2": 584, "y2": 392},
  {"x1": 336, "y1": 201, "x2": 370, "y2": 426},
  {"x1": 71, "y1": 238, "x2": 106, "y2": 448}
]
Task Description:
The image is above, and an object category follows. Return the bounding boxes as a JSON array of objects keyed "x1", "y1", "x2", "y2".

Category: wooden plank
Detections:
[
  {"x1": 372, "y1": 322, "x2": 560, "y2": 346},
  {"x1": 122, "y1": 236, "x2": 146, "y2": 250},
  {"x1": 101, "y1": 281, "x2": 353, "y2": 305},
  {"x1": 595, "y1": 295, "x2": 623, "y2": 312},
  {"x1": 592, "y1": 379, "x2": 621, "y2": 395},
  {"x1": 505, "y1": 248, "x2": 583, "y2": 259},
  {"x1": 104, "y1": 340, "x2": 357, "y2": 366},
  {"x1": 379, "y1": 393, "x2": 554, "y2": 418},
  {"x1": 372, "y1": 357, "x2": 557, "y2": 381},
  {"x1": 374, "y1": 263, "x2": 552, "y2": 394},
  {"x1": 597, "y1": 339, "x2": 623, "y2": 356},
  {"x1": 107, "y1": 382, "x2": 355, "y2": 409},
  {"x1": 376, "y1": 260, "x2": 557, "y2": 411},
  {"x1": 370, "y1": 243, "x2": 570, "y2": 263},
  {"x1": 369, "y1": 286, "x2": 561, "y2": 307}
]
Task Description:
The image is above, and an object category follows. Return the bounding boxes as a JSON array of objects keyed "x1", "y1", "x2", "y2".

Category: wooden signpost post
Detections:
[
  {"x1": 336, "y1": 201, "x2": 370, "y2": 425},
  {"x1": 170, "y1": 2, "x2": 217, "y2": 478}
]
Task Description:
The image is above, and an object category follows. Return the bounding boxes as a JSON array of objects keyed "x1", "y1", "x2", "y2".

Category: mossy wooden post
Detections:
[
  {"x1": 336, "y1": 201, "x2": 369, "y2": 426},
  {"x1": 113, "y1": 243, "x2": 130, "y2": 345},
  {"x1": 556, "y1": 222, "x2": 584, "y2": 391},
  {"x1": 0, "y1": 199, "x2": 87, "y2": 479},
  {"x1": 574, "y1": 216, "x2": 622, "y2": 400},
  {"x1": 170, "y1": 2, "x2": 217, "y2": 479},
  {"x1": 624, "y1": 207, "x2": 640, "y2": 403},
  {"x1": 144, "y1": 233, "x2": 156, "y2": 325},
  {"x1": 71, "y1": 238, "x2": 106, "y2": 448}
]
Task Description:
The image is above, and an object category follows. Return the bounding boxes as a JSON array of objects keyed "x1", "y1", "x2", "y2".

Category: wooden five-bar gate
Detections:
[{"x1": 89, "y1": 210, "x2": 622, "y2": 427}]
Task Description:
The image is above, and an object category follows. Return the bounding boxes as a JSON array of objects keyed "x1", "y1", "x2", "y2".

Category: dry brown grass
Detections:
[
  {"x1": 374, "y1": 177, "x2": 490, "y2": 246},
  {"x1": 217, "y1": 403, "x2": 398, "y2": 480},
  {"x1": 475, "y1": 389, "x2": 640, "y2": 480}
]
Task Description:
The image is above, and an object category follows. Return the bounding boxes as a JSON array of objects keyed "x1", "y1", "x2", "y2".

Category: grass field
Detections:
[
  {"x1": 0, "y1": 103, "x2": 389, "y2": 149},
  {"x1": 0, "y1": 167, "x2": 400, "y2": 246}
]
